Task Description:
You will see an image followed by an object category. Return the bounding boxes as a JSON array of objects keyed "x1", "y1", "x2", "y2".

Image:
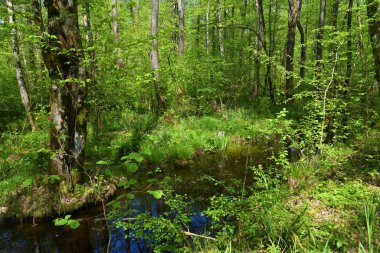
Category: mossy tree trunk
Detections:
[{"x1": 42, "y1": 0, "x2": 87, "y2": 185}]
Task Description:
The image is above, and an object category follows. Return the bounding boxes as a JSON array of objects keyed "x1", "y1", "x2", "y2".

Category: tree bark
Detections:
[
  {"x1": 285, "y1": 0, "x2": 301, "y2": 99},
  {"x1": 112, "y1": 0, "x2": 124, "y2": 67},
  {"x1": 266, "y1": 0, "x2": 275, "y2": 102},
  {"x1": 315, "y1": 0, "x2": 326, "y2": 78},
  {"x1": 217, "y1": 0, "x2": 224, "y2": 57},
  {"x1": 177, "y1": 0, "x2": 185, "y2": 55},
  {"x1": 151, "y1": 0, "x2": 166, "y2": 115},
  {"x1": 42, "y1": 0, "x2": 87, "y2": 184},
  {"x1": 344, "y1": 0, "x2": 354, "y2": 94},
  {"x1": 366, "y1": 0, "x2": 380, "y2": 90},
  {"x1": 252, "y1": 0, "x2": 266, "y2": 100},
  {"x1": 7, "y1": 0, "x2": 37, "y2": 132},
  {"x1": 84, "y1": 1, "x2": 97, "y2": 79},
  {"x1": 297, "y1": 19, "x2": 306, "y2": 80},
  {"x1": 206, "y1": 0, "x2": 210, "y2": 54}
]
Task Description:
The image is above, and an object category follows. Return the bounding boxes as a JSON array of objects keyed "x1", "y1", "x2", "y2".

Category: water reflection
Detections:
[{"x1": 0, "y1": 143, "x2": 275, "y2": 252}]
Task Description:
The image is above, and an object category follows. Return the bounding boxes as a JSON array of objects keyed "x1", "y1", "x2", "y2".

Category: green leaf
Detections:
[
  {"x1": 126, "y1": 163, "x2": 138, "y2": 173},
  {"x1": 96, "y1": 160, "x2": 109, "y2": 165},
  {"x1": 147, "y1": 190, "x2": 164, "y2": 199},
  {"x1": 104, "y1": 169, "x2": 112, "y2": 176},
  {"x1": 67, "y1": 219, "x2": 80, "y2": 229},
  {"x1": 122, "y1": 152, "x2": 144, "y2": 162},
  {"x1": 127, "y1": 178, "x2": 138, "y2": 186},
  {"x1": 64, "y1": 215, "x2": 72, "y2": 220},
  {"x1": 22, "y1": 178, "x2": 33, "y2": 187},
  {"x1": 54, "y1": 218, "x2": 67, "y2": 226},
  {"x1": 146, "y1": 178, "x2": 158, "y2": 183},
  {"x1": 118, "y1": 179, "x2": 127, "y2": 187}
]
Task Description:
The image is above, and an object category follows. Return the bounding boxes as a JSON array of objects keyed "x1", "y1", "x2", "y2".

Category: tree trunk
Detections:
[
  {"x1": 297, "y1": 18, "x2": 306, "y2": 80},
  {"x1": 7, "y1": 0, "x2": 37, "y2": 132},
  {"x1": 366, "y1": 0, "x2": 380, "y2": 90},
  {"x1": 206, "y1": 0, "x2": 210, "y2": 54},
  {"x1": 285, "y1": 0, "x2": 301, "y2": 99},
  {"x1": 177, "y1": 0, "x2": 185, "y2": 55},
  {"x1": 42, "y1": 0, "x2": 87, "y2": 184},
  {"x1": 344, "y1": 0, "x2": 354, "y2": 94},
  {"x1": 266, "y1": 0, "x2": 275, "y2": 102},
  {"x1": 84, "y1": 1, "x2": 97, "y2": 79},
  {"x1": 151, "y1": 0, "x2": 166, "y2": 115},
  {"x1": 217, "y1": 0, "x2": 224, "y2": 57},
  {"x1": 315, "y1": 0, "x2": 326, "y2": 78},
  {"x1": 252, "y1": 0, "x2": 266, "y2": 100},
  {"x1": 112, "y1": 0, "x2": 124, "y2": 67}
]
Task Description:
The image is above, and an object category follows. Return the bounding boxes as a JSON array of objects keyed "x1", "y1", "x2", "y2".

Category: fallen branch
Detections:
[{"x1": 183, "y1": 231, "x2": 216, "y2": 241}]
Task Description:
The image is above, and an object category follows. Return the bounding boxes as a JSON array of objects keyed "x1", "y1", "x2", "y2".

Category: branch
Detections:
[{"x1": 183, "y1": 231, "x2": 216, "y2": 241}]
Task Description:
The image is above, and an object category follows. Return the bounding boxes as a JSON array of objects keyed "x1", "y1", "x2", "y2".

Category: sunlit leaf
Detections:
[
  {"x1": 147, "y1": 190, "x2": 164, "y2": 199},
  {"x1": 54, "y1": 218, "x2": 67, "y2": 226},
  {"x1": 67, "y1": 219, "x2": 80, "y2": 229}
]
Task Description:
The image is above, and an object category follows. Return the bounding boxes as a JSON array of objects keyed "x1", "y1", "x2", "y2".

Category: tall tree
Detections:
[
  {"x1": 285, "y1": 0, "x2": 302, "y2": 99},
  {"x1": 366, "y1": 0, "x2": 380, "y2": 90},
  {"x1": 84, "y1": 1, "x2": 97, "y2": 79},
  {"x1": 151, "y1": 0, "x2": 166, "y2": 114},
  {"x1": 112, "y1": 0, "x2": 123, "y2": 67},
  {"x1": 41, "y1": 0, "x2": 87, "y2": 183},
  {"x1": 177, "y1": 0, "x2": 185, "y2": 55},
  {"x1": 7, "y1": 0, "x2": 37, "y2": 132},
  {"x1": 205, "y1": 0, "x2": 210, "y2": 54},
  {"x1": 217, "y1": 0, "x2": 224, "y2": 57},
  {"x1": 266, "y1": 0, "x2": 275, "y2": 102},
  {"x1": 297, "y1": 9, "x2": 306, "y2": 80},
  {"x1": 252, "y1": 0, "x2": 265, "y2": 100},
  {"x1": 315, "y1": 0, "x2": 326, "y2": 78},
  {"x1": 344, "y1": 0, "x2": 354, "y2": 94}
]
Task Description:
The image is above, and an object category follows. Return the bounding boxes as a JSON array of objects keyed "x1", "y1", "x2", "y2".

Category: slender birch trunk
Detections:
[
  {"x1": 7, "y1": 0, "x2": 37, "y2": 132},
  {"x1": 112, "y1": 0, "x2": 124, "y2": 67},
  {"x1": 206, "y1": 0, "x2": 210, "y2": 54},
  {"x1": 217, "y1": 0, "x2": 224, "y2": 57},
  {"x1": 151, "y1": 0, "x2": 166, "y2": 115},
  {"x1": 177, "y1": 0, "x2": 185, "y2": 55}
]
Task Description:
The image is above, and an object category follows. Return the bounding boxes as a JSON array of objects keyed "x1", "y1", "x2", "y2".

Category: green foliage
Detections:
[{"x1": 54, "y1": 215, "x2": 81, "y2": 230}]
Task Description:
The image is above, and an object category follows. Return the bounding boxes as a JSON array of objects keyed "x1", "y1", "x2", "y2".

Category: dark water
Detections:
[{"x1": 0, "y1": 142, "x2": 276, "y2": 253}]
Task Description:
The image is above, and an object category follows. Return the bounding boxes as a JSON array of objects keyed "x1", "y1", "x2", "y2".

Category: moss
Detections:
[{"x1": 0, "y1": 177, "x2": 117, "y2": 223}]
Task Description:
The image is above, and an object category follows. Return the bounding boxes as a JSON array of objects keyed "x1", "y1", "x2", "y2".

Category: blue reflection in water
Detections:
[{"x1": 0, "y1": 194, "x2": 210, "y2": 253}]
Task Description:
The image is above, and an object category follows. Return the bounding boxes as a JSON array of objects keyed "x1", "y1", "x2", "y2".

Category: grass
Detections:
[{"x1": 109, "y1": 109, "x2": 291, "y2": 164}]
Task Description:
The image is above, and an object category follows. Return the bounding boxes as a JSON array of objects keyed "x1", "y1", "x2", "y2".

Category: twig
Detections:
[{"x1": 183, "y1": 231, "x2": 216, "y2": 241}]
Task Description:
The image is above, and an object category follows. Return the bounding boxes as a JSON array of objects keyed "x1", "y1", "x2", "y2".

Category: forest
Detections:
[{"x1": 0, "y1": 0, "x2": 379, "y2": 251}]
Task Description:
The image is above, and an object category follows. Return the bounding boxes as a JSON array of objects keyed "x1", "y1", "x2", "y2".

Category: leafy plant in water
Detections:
[{"x1": 54, "y1": 214, "x2": 81, "y2": 229}]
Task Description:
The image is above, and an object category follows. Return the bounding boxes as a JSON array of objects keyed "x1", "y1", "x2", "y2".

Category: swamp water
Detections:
[{"x1": 0, "y1": 141, "x2": 277, "y2": 253}]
